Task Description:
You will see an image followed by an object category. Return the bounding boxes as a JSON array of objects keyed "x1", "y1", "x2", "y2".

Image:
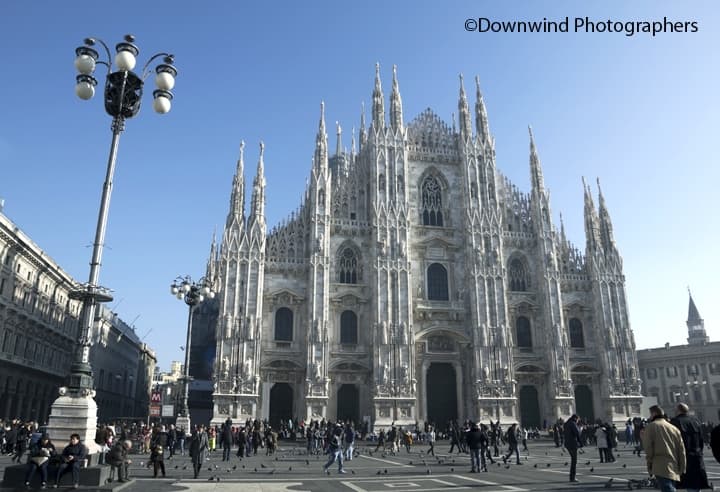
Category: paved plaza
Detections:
[{"x1": 2, "y1": 438, "x2": 718, "y2": 492}]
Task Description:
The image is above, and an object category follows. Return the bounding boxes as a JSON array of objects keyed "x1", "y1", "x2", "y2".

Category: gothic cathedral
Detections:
[{"x1": 202, "y1": 65, "x2": 642, "y2": 429}]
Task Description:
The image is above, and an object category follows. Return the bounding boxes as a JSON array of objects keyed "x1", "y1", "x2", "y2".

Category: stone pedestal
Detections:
[
  {"x1": 176, "y1": 415, "x2": 191, "y2": 434},
  {"x1": 477, "y1": 397, "x2": 518, "y2": 425},
  {"x1": 46, "y1": 394, "x2": 101, "y2": 460}
]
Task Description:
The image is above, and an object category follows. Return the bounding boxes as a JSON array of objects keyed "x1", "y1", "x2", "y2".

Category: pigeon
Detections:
[
  {"x1": 564, "y1": 462, "x2": 568, "y2": 466},
  {"x1": 174, "y1": 465, "x2": 179, "y2": 469},
  {"x1": 183, "y1": 465, "x2": 188, "y2": 470},
  {"x1": 288, "y1": 467, "x2": 292, "y2": 471},
  {"x1": 305, "y1": 460, "x2": 310, "y2": 466},
  {"x1": 275, "y1": 457, "x2": 279, "y2": 461},
  {"x1": 214, "y1": 465, "x2": 219, "y2": 469},
  {"x1": 208, "y1": 477, "x2": 214, "y2": 481},
  {"x1": 590, "y1": 467, "x2": 594, "y2": 472},
  {"x1": 409, "y1": 461, "x2": 413, "y2": 465},
  {"x1": 270, "y1": 470, "x2": 276, "y2": 475},
  {"x1": 260, "y1": 463, "x2": 267, "y2": 468},
  {"x1": 351, "y1": 470, "x2": 355, "y2": 474},
  {"x1": 546, "y1": 463, "x2": 551, "y2": 467},
  {"x1": 604, "y1": 478, "x2": 614, "y2": 488},
  {"x1": 533, "y1": 464, "x2": 538, "y2": 468},
  {"x1": 232, "y1": 465, "x2": 237, "y2": 470},
  {"x1": 254, "y1": 468, "x2": 257, "y2": 472},
  {"x1": 426, "y1": 469, "x2": 431, "y2": 475},
  {"x1": 384, "y1": 469, "x2": 388, "y2": 474},
  {"x1": 622, "y1": 463, "x2": 627, "y2": 468},
  {"x1": 376, "y1": 470, "x2": 382, "y2": 475},
  {"x1": 207, "y1": 467, "x2": 212, "y2": 471},
  {"x1": 585, "y1": 461, "x2": 591, "y2": 465},
  {"x1": 505, "y1": 465, "x2": 510, "y2": 469},
  {"x1": 450, "y1": 468, "x2": 454, "y2": 472}
]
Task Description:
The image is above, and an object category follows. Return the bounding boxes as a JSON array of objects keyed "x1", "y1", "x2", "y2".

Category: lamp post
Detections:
[
  {"x1": 47, "y1": 35, "x2": 177, "y2": 454},
  {"x1": 170, "y1": 275, "x2": 215, "y2": 431}
]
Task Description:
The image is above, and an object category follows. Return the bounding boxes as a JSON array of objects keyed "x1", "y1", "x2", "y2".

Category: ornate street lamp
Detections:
[
  {"x1": 170, "y1": 275, "x2": 215, "y2": 430},
  {"x1": 47, "y1": 35, "x2": 177, "y2": 456}
]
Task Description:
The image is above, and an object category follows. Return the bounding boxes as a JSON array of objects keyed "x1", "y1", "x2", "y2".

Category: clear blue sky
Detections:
[{"x1": 1, "y1": 1, "x2": 717, "y2": 371}]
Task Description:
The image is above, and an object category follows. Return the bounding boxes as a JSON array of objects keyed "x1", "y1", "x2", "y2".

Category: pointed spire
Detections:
[
  {"x1": 458, "y1": 74, "x2": 472, "y2": 139},
  {"x1": 351, "y1": 126, "x2": 356, "y2": 155},
  {"x1": 528, "y1": 126, "x2": 546, "y2": 193},
  {"x1": 205, "y1": 227, "x2": 217, "y2": 280},
  {"x1": 314, "y1": 101, "x2": 328, "y2": 169},
  {"x1": 249, "y1": 141, "x2": 266, "y2": 226},
  {"x1": 335, "y1": 121, "x2": 342, "y2": 156},
  {"x1": 474, "y1": 75, "x2": 490, "y2": 143},
  {"x1": 371, "y1": 62, "x2": 385, "y2": 129},
  {"x1": 559, "y1": 212, "x2": 567, "y2": 244},
  {"x1": 226, "y1": 140, "x2": 246, "y2": 227},
  {"x1": 596, "y1": 178, "x2": 616, "y2": 251},
  {"x1": 582, "y1": 177, "x2": 601, "y2": 253},
  {"x1": 687, "y1": 289, "x2": 702, "y2": 324},
  {"x1": 390, "y1": 64, "x2": 404, "y2": 130}
]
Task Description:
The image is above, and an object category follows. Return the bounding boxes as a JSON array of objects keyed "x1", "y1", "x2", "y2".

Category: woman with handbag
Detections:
[{"x1": 24, "y1": 435, "x2": 56, "y2": 488}]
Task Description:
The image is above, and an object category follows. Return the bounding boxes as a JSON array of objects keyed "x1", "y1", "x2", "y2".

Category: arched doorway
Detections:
[
  {"x1": 426, "y1": 363, "x2": 457, "y2": 429},
  {"x1": 519, "y1": 386, "x2": 541, "y2": 428},
  {"x1": 269, "y1": 383, "x2": 293, "y2": 428},
  {"x1": 574, "y1": 385, "x2": 594, "y2": 422},
  {"x1": 336, "y1": 384, "x2": 360, "y2": 424}
]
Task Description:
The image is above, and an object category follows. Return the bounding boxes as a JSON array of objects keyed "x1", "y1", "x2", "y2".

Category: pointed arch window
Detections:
[
  {"x1": 427, "y1": 263, "x2": 449, "y2": 301},
  {"x1": 516, "y1": 316, "x2": 532, "y2": 348},
  {"x1": 421, "y1": 175, "x2": 444, "y2": 226},
  {"x1": 569, "y1": 318, "x2": 584, "y2": 348},
  {"x1": 274, "y1": 307, "x2": 293, "y2": 341},
  {"x1": 340, "y1": 310, "x2": 358, "y2": 344},
  {"x1": 508, "y1": 258, "x2": 529, "y2": 292},
  {"x1": 338, "y1": 248, "x2": 359, "y2": 284}
]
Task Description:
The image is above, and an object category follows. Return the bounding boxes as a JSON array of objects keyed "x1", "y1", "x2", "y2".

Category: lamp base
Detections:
[
  {"x1": 175, "y1": 415, "x2": 191, "y2": 434},
  {"x1": 46, "y1": 394, "x2": 101, "y2": 462}
]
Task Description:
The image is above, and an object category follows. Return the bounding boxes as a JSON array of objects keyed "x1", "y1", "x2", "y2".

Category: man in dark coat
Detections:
[
  {"x1": 711, "y1": 424, "x2": 720, "y2": 465},
  {"x1": 54, "y1": 434, "x2": 88, "y2": 488},
  {"x1": 106, "y1": 440, "x2": 132, "y2": 482},
  {"x1": 465, "y1": 423, "x2": 487, "y2": 472},
  {"x1": 670, "y1": 403, "x2": 711, "y2": 491},
  {"x1": 149, "y1": 426, "x2": 168, "y2": 478},
  {"x1": 221, "y1": 419, "x2": 233, "y2": 461},
  {"x1": 563, "y1": 414, "x2": 583, "y2": 483}
]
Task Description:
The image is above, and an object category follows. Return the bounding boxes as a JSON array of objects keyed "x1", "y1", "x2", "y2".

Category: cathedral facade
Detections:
[{"x1": 201, "y1": 66, "x2": 642, "y2": 429}]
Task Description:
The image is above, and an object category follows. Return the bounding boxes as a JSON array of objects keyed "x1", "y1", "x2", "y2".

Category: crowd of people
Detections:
[{"x1": 2, "y1": 410, "x2": 719, "y2": 488}]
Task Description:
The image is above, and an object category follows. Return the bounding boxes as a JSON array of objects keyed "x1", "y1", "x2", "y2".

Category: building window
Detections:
[
  {"x1": 709, "y1": 363, "x2": 720, "y2": 375},
  {"x1": 666, "y1": 366, "x2": 678, "y2": 377},
  {"x1": 340, "y1": 310, "x2": 358, "y2": 344},
  {"x1": 508, "y1": 258, "x2": 529, "y2": 292},
  {"x1": 274, "y1": 307, "x2": 293, "y2": 341},
  {"x1": 515, "y1": 316, "x2": 532, "y2": 348},
  {"x1": 569, "y1": 318, "x2": 585, "y2": 348},
  {"x1": 646, "y1": 368, "x2": 658, "y2": 380},
  {"x1": 421, "y1": 175, "x2": 444, "y2": 226},
  {"x1": 687, "y1": 364, "x2": 699, "y2": 376},
  {"x1": 427, "y1": 263, "x2": 449, "y2": 301},
  {"x1": 338, "y1": 248, "x2": 359, "y2": 284}
]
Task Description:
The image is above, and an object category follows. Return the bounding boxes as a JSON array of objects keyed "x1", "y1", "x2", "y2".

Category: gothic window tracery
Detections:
[
  {"x1": 516, "y1": 316, "x2": 532, "y2": 348},
  {"x1": 338, "y1": 247, "x2": 359, "y2": 284},
  {"x1": 421, "y1": 175, "x2": 444, "y2": 226},
  {"x1": 508, "y1": 258, "x2": 530, "y2": 292},
  {"x1": 340, "y1": 310, "x2": 358, "y2": 344},
  {"x1": 427, "y1": 263, "x2": 449, "y2": 301},
  {"x1": 274, "y1": 307, "x2": 293, "y2": 341},
  {"x1": 569, "y1": 318, "x2": 585, "y2": 348}
]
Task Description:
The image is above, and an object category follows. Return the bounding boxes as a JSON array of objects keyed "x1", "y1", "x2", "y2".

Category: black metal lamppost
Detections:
[
  {"x1": 170, "y1": 276, "x2": 215, "y2": 425},
  {"x1": 64, "y1": 35, "x2": 177, "y2": 397}
]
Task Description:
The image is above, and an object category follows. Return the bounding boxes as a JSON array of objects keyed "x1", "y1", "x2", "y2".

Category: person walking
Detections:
[
  {"x1": 322, "y1": 424, "x2": 346, "y2": 474},
  {"x1": 167, "y1": 424, "x2": 177, "y2": 459},
  {"x1": 344, "y1": 423, "x2": 355, "y2": 461},
  {"x1": 466, "y1": 423, "x2": 487, "y2": 473},
  {"x1": 189, "y1": 426, "x2": 209, "y2": 479},
  {"x1": 503, "y1": 423, "x2": 521, "y2": 465},
  {"x1": 221, "y1": 419, "x2": 233, "y2": 461},
  {"x1": 642, "y1": 405, "x2": 687, "y2": 492},
  {"x1": 670, "y1": 403, "x2": 710, "y2": 492},
  {"x1": 595, "y1": 423, "x2": 609, "y2": 463},
  {"x1": 563, "y1": 414, "x2": 583, "y2": 483},
  {"x1": 426, "y1": 426, "x2": 435, "y2": 457}
]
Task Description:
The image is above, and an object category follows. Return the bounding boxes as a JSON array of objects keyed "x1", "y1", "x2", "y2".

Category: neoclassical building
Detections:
[
  {"x1": 0, "y1": 209, "x2": 156, "y2": 423},
  {"x1": 197, "y1": 66, "x2": 642, "y2": 429}
]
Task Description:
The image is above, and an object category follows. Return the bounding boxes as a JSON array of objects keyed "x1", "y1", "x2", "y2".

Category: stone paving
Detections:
[{"x1": 2, "y1": 439, "x2": 718, "y2": 492}]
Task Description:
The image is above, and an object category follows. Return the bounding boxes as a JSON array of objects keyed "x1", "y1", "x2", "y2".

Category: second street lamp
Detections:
[{"x1": 171, "y1": 276, "x2": 215, "y2": 432}]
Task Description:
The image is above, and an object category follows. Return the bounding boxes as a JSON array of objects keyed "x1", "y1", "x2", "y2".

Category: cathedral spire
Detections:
[
  {"x1": 371, "y1": 63, "x2": 385, "y2": 130},
  {"x1": 359, "y1": 101, "x2": 367, "y2": 149},
  {"x1": 582, "y1": 177, "x2": 601, "y2": 254},
  {"x1": 528, "y1": 126, "x2": 546, "y2": 193},
  {"x1": 226, "y1": 140, "x2": 246, "y2": 228},
  {"x1": 559, "y1": 212, "x2": 567, "y2": 245},
  {"x1": 249, "y1": 141, "x2": 266, "y2": 227},
  {"x1": 314, "y1": 101, "x2": 328, "y2": 169},
  {"x1": 474, "y1": 75, "x2": 490, "y2": 143},
  {"x1": 205, "y1": 227, "x2": 217, "y2": 281},
  {"x1": 390, "y1": 64, "x2": 403, "y2": 131},
  {"x1": 687, "y1": 289, "x2": 709, "y2": 345},
  {"x1": 458, "y1": 74, "x2": 472, "y2": 139},
  {"x1": 596, "y1": 178, "x2": 616, "y2": 251},
  {"x1": 335, "y1": 121, "x2": 342, "y2": 156},
  {"x1": 351, "y1": 126, "x2": 356, "y2": 155}
]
